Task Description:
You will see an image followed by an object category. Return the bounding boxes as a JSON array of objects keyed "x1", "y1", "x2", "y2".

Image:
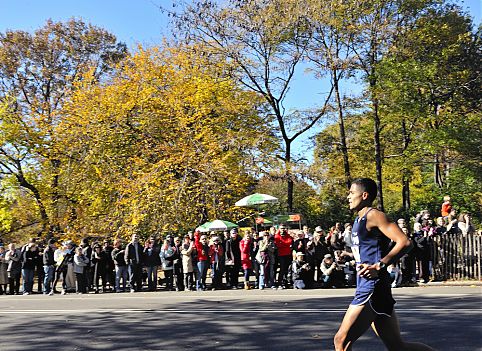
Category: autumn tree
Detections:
[
  {"x1": 170, "y1": 0, "x2": 334, "y2": 212},
  {"x1": 59, "y1": 45, "x2": 276, "y2": 240},
  {"x1": 0, "y1": 19, "x2": 127, "y2": 236}
]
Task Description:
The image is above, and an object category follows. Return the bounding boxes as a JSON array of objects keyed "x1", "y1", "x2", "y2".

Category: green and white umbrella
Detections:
[
  {"x1": 196, "y1": 221, "x2": 212, "y2": 233},
  {"x1": 196, "y1": 220, "x2": 238, "y2": 232},
  {"x1": 235, "y1": 193, "x2": 279, "y2": 207}
]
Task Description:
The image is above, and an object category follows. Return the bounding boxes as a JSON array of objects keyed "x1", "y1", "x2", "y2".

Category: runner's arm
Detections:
[{"x1": 359, "y1": 210, "x2": 413, "y2": 277}]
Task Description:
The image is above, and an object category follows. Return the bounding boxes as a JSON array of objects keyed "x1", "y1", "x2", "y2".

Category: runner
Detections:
[{"x1": 334, "y1": 178, "x2": 435, "y2": 351}]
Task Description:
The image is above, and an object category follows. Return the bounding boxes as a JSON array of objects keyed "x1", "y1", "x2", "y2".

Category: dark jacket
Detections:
[
  {"x1": 125, "y1": 242, "x2": 144, "y2": 265},
  {"x1": 112, "y1": 248, "x2": 127, "y2": 266},
  {"x1": 225, "y1": 236, "x2": 241, "y2": 263},
  {"x1": 91, "y1": 250, "x2": 108, "y2": 273},
  {"x1": 143, "y1": 245, "x2": 161, "y2": 267},
  {"x1": 22, "y1": 249, "x2": 39, "y2": 270},
  {"x1": 43, "y1": 246, "x2": 56, "y2": 266}
]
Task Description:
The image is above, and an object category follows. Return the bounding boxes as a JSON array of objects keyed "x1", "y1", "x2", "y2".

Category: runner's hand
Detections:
[{"x1": 357, "y1": 263, "x2": 379, "y2": 279}]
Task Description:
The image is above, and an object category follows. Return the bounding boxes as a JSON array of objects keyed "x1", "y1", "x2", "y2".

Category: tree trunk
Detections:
[
  {"x1": 434, "y1": 154, "x2": 444, "y2": 188},
  {"x1": 402, "y1": 173, "x2": 410, "y2": 221},
  {"x1": 286, "y1": 141, "x2": 293, "y2": 213},
  {"x1": 371, "y1": 90, "x2": 384, "y2": 211},
  {"x1": 17, "y1": 176, "x2": 49, "y2": 233},
  {"x1": 50, "y1": 158, "x2": 61, "y2": 236},
  {"x1": 333, "y1": 69, "x2": 351, "y2": 190}
]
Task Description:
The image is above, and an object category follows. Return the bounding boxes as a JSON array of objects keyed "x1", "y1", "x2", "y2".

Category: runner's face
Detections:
[{"x1": 347, "y1": 183, "x2": 366, "y2": 211}]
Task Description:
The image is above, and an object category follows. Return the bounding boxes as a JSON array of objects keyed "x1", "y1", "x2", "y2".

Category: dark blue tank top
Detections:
[
  {"x1": 350, "y1": 208, "x2": 395, "y2": 314},
  {"x1": 351, "y1": 208, "x2": 390, "y2": 266}
]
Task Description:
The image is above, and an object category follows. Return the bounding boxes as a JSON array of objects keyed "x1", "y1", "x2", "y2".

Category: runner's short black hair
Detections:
[{"x1": 352, "y1": 178, "x2": 377, "y2": 203}]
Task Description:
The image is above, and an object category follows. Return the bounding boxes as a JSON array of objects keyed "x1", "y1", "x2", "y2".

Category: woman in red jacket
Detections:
[
  {"x1": 274, "y1": 224, "x2": 293, "y2": 289},
  {"x1": 239, "y1": 233, "x2": 253, "y2": 290}
]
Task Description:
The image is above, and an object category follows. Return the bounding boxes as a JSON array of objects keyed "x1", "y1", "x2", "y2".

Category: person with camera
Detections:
[
  {"x1": 320, "y1": 253, "x2": 344, "y2": 288},
  {"x1": 291, "y1": 252, "x2": 310, "y2": 289},
  {"x1": 209, "y1": 236, "x2": 224, "y2": 290}
]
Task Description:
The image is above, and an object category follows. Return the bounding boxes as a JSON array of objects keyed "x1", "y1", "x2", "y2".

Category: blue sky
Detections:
[{"x1": 1, "y1": 0, "x2": 480, "y2": 157}]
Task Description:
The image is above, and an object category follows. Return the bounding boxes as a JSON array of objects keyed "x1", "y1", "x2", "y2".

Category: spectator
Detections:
[
  {"x1": 73, "y1": 246, "x2": 89, "y2": 294},
  {"x1": 441, "y1": 195, "x2": 452, "y2": 217},
  {"x1": 399, "y1": 227, "x2": 417, "y2": 285},
  {"x1": 251, "y1": 230, "x2": 260, "y2": 288},
  {"x1": 302, "y1": 225, "x2": 313, "y2": 240},
  {"x1": 433, "y1": 217, "x2": 447, "y2": 236},
  {"x1": 52, "y1": 240, "x2": 75, "y2": 294},
  {"x1": 91, "y1": 244, "x2": 108, "y2": 293},
  {"x1": 320, "y1": 253, "x2": 344, "y2": 288},
  {"x1": 446, "y1": 208, "x2": 459, "y2": 235},
  {"x1": 173, "y1": 236, "x2": 184, "y2": 291},
  {"x1": 42, "y1": 239, "x2": 57, "y2": 295},
  {"x1": 256, "y1": 231, "x2": 269, "y2": 290},
  {"x1": 225, "y1": 229, "x2": 241, "y2": 289},
  {"x1": 397, "y1": 218, "x2": 407, "y2": 230},
  {"x1": 5, "y1": 243, "x2": 21, "y2": 295},
  {"x1": 222, "y1": 231, "x2": 229, "y2": 252},
  {"x1": 80, "y1": 238, "x2": 93, "y2": 291},
  {"x1": 35, "y1": 240, "x2": 45, "y2": 294},
  {"x1": 21, "y1": 242, "x2": 39, "y2": 295},
  {"x1": 112, "y1": 239, "x2": 127, "y2": 293},
  {"x1": 195, "y1": 234, "x2": 210, "y2": 291},
  {"x1": 0, "y1": 245, "x2": 7, "y2": 294},
  {"x1": 143, "y1": 237, "x2": 161, "y2": 291},
  {"x1": 458, "y1": 212, "x2": 475, "y2": 236},
  {"x1": 292, "y1": 252, "x2": 310, "y2": 289},
  {"x1": 388, "y1": 263, "x2": 402, "y2": 288},
  {"x1": 103, "y1": 239, "x2": 115, "y2": 292},
  {"x1": 330, "y1": 223, "x2": 345, "y2": 251},
  {"x1": 125, "y1": 233, "x2": 144, "y2": 293},
  {"x1": 274, "y1": 224, "x2": 293, "y2": 289},
  {"x1": 240, "y1": 233, "x2": 253, "y2": 290},
  {"x1": 180, "y1": 235, "x2": 195, "y2": 291},
  {"x1": 342, "y1": 223, "x2": 353, "y2": 248},
  {"x1": 312, "y1": 227, "x2": 329, "y2": 282},
  {"x1": 292, "y1": 230, "x2": 308, "y2": 257},
  {"x1": 160, "y1": 239, "x2": 176, "y2": 291},
  {"x1": 413, "y1": 222, "x2": 430, "y2": 284},
  {"x1": 209, "y1": 236, "x2": 224, "y2": 290}
]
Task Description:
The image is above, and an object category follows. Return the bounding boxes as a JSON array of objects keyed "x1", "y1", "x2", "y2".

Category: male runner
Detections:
[{"x1": 334, "y1": 178, "x2": 435, "y2": 351}]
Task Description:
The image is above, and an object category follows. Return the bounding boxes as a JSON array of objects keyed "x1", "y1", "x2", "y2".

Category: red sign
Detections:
[{"x1": 255, "y1": 217, "x2": 265, "y2": 224}]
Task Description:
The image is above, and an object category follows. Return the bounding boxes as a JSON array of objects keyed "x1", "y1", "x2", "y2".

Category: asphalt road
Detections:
[{"x1": 0, "y1": 285, "x2": 480, "y2": 351}]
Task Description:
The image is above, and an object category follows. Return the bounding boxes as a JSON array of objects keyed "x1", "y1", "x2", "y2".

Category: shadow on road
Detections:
[{"x1": 0, "y1": 294, "x2": 479, "y2": 350}]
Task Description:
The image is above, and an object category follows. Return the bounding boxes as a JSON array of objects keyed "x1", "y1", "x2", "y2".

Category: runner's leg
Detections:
[
  {"x1": 334, "y1": 303, "x2": 377, "y2": 351},
  {"x1": 372, "y1": 310, "x2": 436, "y2": 351}
]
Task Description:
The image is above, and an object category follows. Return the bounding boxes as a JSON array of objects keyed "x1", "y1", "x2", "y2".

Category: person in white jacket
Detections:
[{"x1": 73, "y1": 247, "x2": 89, "y2": 294}]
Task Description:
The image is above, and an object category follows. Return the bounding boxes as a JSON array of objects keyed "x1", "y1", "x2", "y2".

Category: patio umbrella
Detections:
[
  {"x1": 235, "y1": 193, "x2": 279, "y2": 207},
  {"x1": 195, "y1": 221, "x2": 212, "y2": 233},
  {"x1": 197, "y1": 220, "x2": 238, "y2": 232}
]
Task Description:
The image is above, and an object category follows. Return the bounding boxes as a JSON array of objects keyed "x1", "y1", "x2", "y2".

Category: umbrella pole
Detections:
[{"x1": 255, "y1": 206, "x2": 259, "y2": 232}]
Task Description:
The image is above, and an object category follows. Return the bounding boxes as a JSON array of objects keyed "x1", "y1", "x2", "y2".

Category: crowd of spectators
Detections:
[{"x1": 0, "y1": 197, "x2": 477, "y2": 296}]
